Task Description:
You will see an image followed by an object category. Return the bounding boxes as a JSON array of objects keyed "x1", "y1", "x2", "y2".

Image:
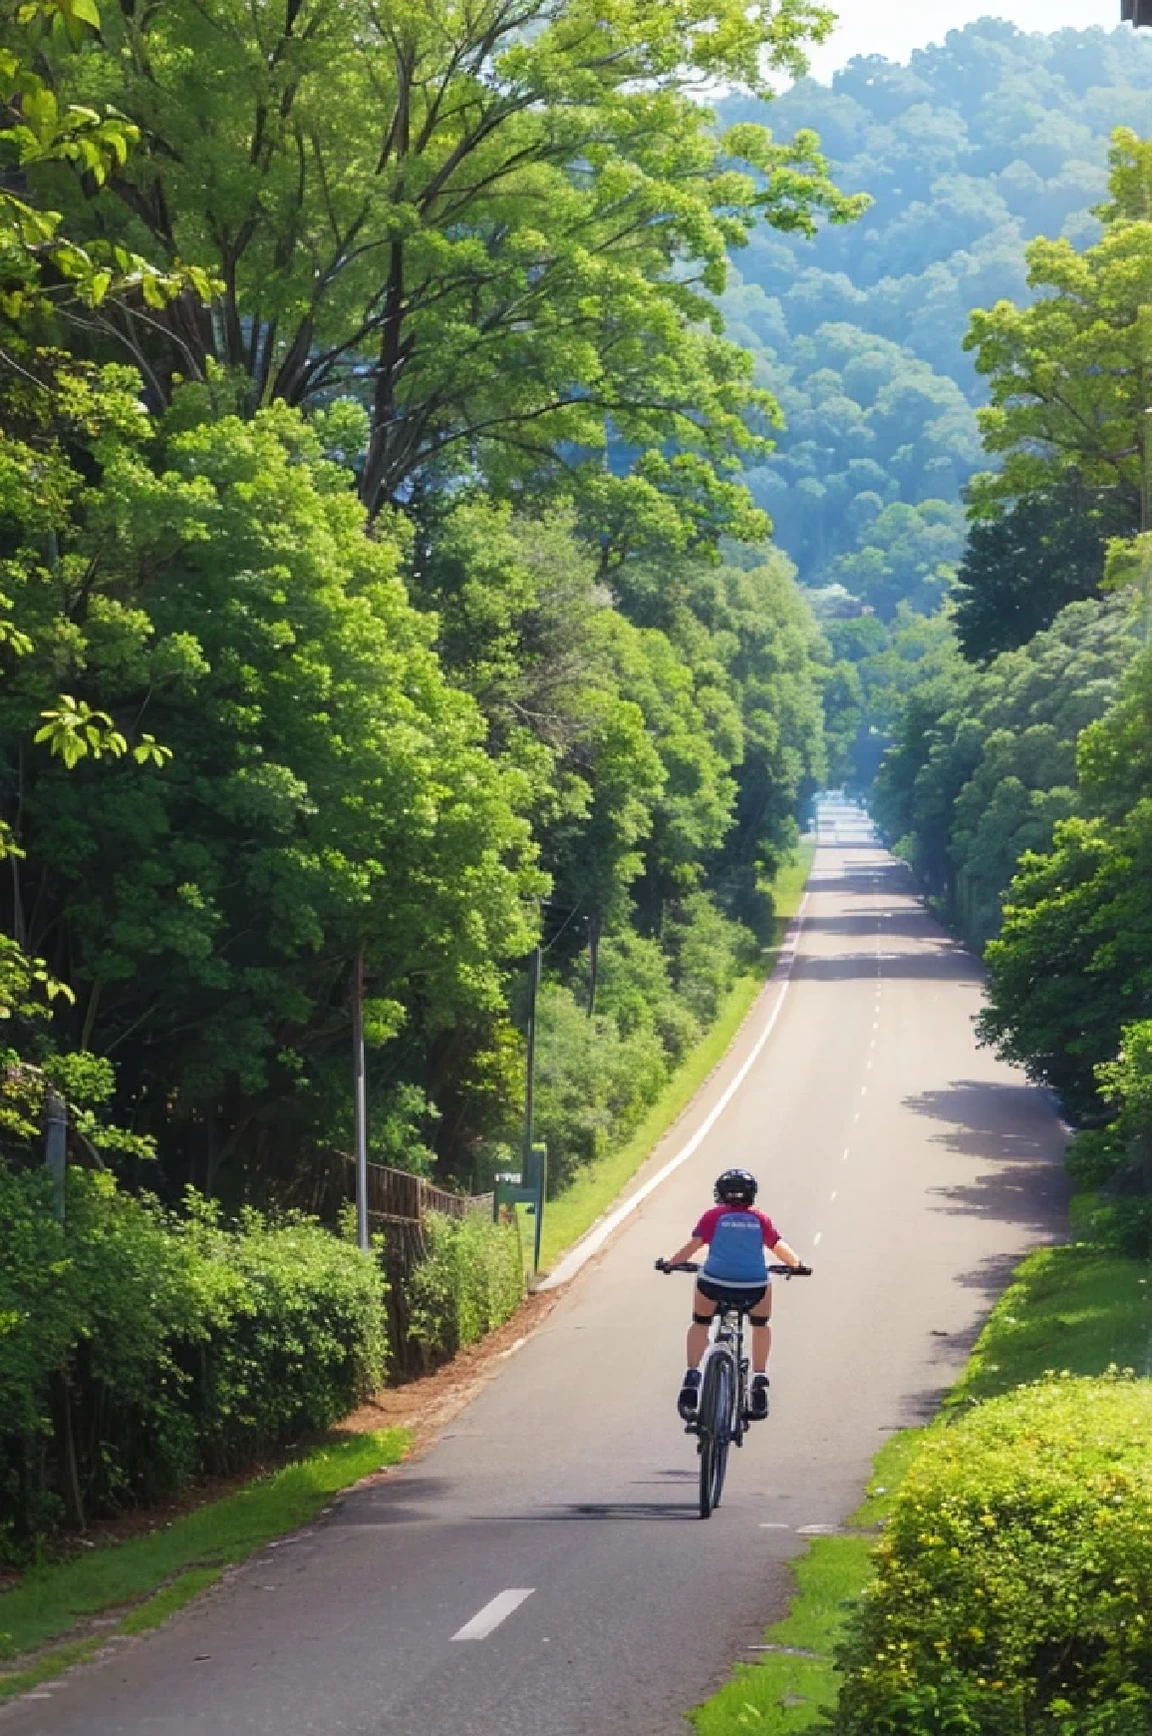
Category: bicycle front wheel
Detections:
[{"x1": 698, "y1": 1352, "x2": 734, "y2": 1518}]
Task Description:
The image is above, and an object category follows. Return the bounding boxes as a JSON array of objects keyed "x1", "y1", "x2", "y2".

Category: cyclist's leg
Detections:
[
  {"x1": 679, "y1": 1282, "x2": 719, "y2": 1420},
  {"x1": 748, "y1": 1285, "x2": 772, "y2": 1373},
  {"x1": 748, "y1": 1285, "x2": 772, "y2": 1418},
  {"x1": 687, "y1": 1284, "x2": 718, "y2": 1369}
]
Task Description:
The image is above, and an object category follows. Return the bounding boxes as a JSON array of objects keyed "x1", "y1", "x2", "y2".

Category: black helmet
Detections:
[{"x1": 714, "y1": 1168, "x2": 758, "y2": 1205}]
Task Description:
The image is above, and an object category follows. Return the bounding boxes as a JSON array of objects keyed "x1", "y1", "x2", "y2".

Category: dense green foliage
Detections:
[
  {"x1": 408, "y1": 1211, "x2": 524, "y2": 1364},
  {"x1": 874, "y1": 599, "x2": 1135, "y2": 950},
  {"x1": 0, "y1": 371, "x2": 542, "y2": 1193},
  {"x1": 534, "y1": 898, "x2": 756, "y2": 1189},
  {"x1": 965, "y1": 128, "x2": 1152, "y2": 533},
  {"x1": 979, "y1": 625, "x2": 1152, "y2": 1112},
  {"x1": 952, "y1": 482, "x2": 1135, "y2": 664},
  {"x1": 1068, "y1": 1020, "x2": 1152, "y2": 1255},
  {"x1": 21, "y1": 0, "x2": 860, "y2": 525},
  {"x1": 833, "y1": 1377, "x2": 1152, "y2": 1736},
  {"x1": 0, "y1": 1169, "x2": 386, "y2": 1560}
]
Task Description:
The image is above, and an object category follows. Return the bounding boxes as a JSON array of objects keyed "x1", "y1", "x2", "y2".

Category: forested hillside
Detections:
[{"x1": 722, "y1": 22, "x2": 1152, "y2": 608}]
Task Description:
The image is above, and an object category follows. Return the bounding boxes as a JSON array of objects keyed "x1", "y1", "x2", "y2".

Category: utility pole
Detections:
[
  {"x1": 352, "y1": 951, "x2": 369, "y2": 1252},
  {"x1": 521, "y1": 943, "x2": 542, "y2": 1169}
]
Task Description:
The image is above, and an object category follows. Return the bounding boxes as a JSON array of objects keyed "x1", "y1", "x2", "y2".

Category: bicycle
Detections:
[{"x1": 655, "y1": 1259, "x2": 811, "y2": 1518}]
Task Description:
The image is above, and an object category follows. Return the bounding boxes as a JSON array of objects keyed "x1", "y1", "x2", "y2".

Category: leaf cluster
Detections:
[
  {"x1": 407, "y1": 1209, "x2": 523, "y2": 1362},
  {"x1": 832, "y1": 1375, "x2": 1152, "y2": 1736},
  {"x1": 0, "y1": 1169, "x2": 387, "y2": 1558}
]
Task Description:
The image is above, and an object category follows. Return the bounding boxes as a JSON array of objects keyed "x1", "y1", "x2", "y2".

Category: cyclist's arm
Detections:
[
  {"x1": 769, "y1": 1239, "x2": 804, "y2": 1269},
  {"x1": 665, "y1": 1235, "x2": 705, "y2": 1265}
]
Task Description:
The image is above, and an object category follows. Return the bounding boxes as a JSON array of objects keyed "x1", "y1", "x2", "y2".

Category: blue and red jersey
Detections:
[{"x1": 692, "y1": 1205, "x2": 781, "y2": 1288}]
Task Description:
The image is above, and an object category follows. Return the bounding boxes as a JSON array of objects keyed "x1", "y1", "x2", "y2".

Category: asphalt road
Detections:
[{"x1": 11, "y1": 802, "x2": 1069, "y2": 1736}]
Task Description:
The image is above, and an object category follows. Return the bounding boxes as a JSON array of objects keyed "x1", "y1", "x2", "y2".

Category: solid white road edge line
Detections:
[
  {"x1": 451, "y1": 1589, "x2": 536, "y2": 1641},
  {"x1": 537, "y1": 887, "x2": 812, "y2": 1293}
]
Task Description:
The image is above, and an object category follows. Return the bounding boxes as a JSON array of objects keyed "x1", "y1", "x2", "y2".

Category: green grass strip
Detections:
[
  {"x1": 116, "y1": 1566, "x2": 224, "y2": 1637},
  {"x1": 0, "y1": 1638, "x2": 104, "y2": 1703},
  {"x1": 692, "y1": 1535, "x2": 875, "y2": 1734},
  {"x1": 945, "y1": 1242, "x2": 1152, "y2": 1404},
  {"x1": 539, "y1": 844, "x2": 815, "y2": 1270},
  {"x1": 0, "y1": 1429, "x2": 409, "y2": 1670}
]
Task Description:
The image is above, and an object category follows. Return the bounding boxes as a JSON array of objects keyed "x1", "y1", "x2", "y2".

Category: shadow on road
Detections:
[
  {"x1": 953, "y1": 1249, "x2": 1030, "y2": 1301},
  {"x1": 805, "y1": 872, "x2": 914, "y2": 896},
  {"x1": 794, "y1": 949, "x2": 982, "y2": 983},
  {"x1": 329, "y1": 1477, "x2": 452, "y2": 1525},
  {"x1": 904, "y1": 1081, "x2": 1063, "y2": 1161},
  {"x1": 902, "y1": 1080, "x2": 1070, "y2": 1234},
  {"x1": 491, "y1": 1501, "x2": 700, "y2": 1522},
  {"x1": 804, "y1": 910, "x2": 930, "y2": 936}
]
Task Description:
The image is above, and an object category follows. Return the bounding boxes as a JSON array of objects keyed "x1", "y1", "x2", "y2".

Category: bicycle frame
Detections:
[{"x1": 708, "y1": 1301, "x2": 750, "y2": 1451}]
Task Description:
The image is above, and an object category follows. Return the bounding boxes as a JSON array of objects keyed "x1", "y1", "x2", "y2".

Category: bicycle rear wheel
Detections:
[{"x1": 698, "y1": 1352, "x2": 734, "y2": 1518}]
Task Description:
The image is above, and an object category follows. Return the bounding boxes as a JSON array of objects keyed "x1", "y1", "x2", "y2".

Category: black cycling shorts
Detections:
[{"x1": 697, "y1": 1276, "x2": 768, "y2": 1313}]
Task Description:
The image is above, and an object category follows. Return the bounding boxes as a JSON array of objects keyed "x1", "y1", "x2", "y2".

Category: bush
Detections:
[
  {"x1": 408, "y1": 1210, "x2": 524, "y2": 1361},
  {"x1": 666, "y1": 892, "x2": 757, "y2": 1026},
  {"x1": 533, "y1": 982, "x2": 671, "y2": 1190},
  {"x1": 532, "y1": 893, "x2": 756, "y2": 1191},
  {"x1": 833, "y1": 1376, "x2": 1152, "y2": 1735},
  {"x1": 183, "y1": 1199, "x2": 389, "y2": 1471},
  {"x1": 0, "y1": 1170, "x2": 387, "y2": 1560},
  {"x1": 1065, "y1": 1020, "x2": 1152, "y2": 1257}
]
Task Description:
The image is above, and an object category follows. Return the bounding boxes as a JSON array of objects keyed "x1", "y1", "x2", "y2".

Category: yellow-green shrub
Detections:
[{"x1": 834, "y1": 1376, "x2": 1152, "y2": 1735}]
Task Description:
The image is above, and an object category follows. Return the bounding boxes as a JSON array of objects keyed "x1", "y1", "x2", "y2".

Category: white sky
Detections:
[{"x1": 805, "y1": 0, "x2": 1126, "y2": 80}]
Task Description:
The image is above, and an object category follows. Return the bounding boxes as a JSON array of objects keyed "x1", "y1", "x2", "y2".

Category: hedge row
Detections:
[
  {"x1": 0, "y1": 1169, "x2": 387, "y2": 1561},
  {"x1": 408, "y1": 1210, "x2": 524, "y2": 1363},
  {"x1": 833, "y1": 1375, "x2": 1152, "y2": 1735}
]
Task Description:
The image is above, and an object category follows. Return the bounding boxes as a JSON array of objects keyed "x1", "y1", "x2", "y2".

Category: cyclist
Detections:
[{"x1": 659, "y1": 1168, "x2": 809, "y2": 1422}]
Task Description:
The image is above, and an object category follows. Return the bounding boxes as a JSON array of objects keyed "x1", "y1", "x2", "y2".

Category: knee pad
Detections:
[
  {"x1": 692, "y1": 1312, "x2": 714, "y2": 1326},
  {"x1": 749, "y1": 1314, "x2": 771, "y2": 1327}
]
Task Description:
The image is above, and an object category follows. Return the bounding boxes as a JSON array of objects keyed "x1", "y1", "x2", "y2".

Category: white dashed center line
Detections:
[{"x1": 452, "y1": 1590, "x2": 535, "y2": 1641}]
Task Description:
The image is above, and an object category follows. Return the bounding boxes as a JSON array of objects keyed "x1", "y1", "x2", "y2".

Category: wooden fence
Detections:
[{"x1": 351, "y1": 1161, "x2": 494, "y2": 1373}]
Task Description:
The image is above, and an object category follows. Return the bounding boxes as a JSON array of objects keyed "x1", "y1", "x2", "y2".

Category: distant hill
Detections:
[{"x1": 724, "y1": 21, "x2": 1152, "y2": 610}]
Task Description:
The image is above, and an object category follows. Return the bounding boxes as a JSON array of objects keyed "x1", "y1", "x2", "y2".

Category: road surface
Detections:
[{"x1": 8, "y1": 802, "x2": 1068, "y2": 1735}]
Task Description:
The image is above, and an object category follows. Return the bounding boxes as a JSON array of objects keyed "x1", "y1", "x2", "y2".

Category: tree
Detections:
[
  {"x1": 873, "y1": 598, "x2": 1135, "y2": 940},
  {"x1": 964, "y1": 130, "x2": 1152, "y2": 531},
  {"x1": 979, "y1": 807, "x2": 1152, "y2": 1115},
  {"x1": 952, "y1": 481, "x2": 1137, "y2": 663},
  {"x1": 0, "y1": 0, "x2": 212, "y2": 338},
  {"x1": 0, "y1": 375, "x2": 544, "y2": 1192},
  {"x1": 29, "y1": 0, "x2": 863, "y2": 528},
  {"x1": 714, "y1": 29, "x2": 1152, "y2": 598}
]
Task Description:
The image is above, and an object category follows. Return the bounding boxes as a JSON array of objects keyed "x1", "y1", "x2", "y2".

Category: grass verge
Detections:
[
  {"x1": 690, "y1": 1241, "x2": 1152, "y2": 1733},
  {"x1": 0, "y1": 1428, "x2": 409, "y2": 1696},
  {"x1": 539, "y1": 844, "x2": 815, "y2": 1270}
]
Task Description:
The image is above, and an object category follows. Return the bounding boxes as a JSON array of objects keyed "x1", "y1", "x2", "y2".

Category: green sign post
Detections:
[{"x1": 493, "y1": 1141, "x2": 547, "y2": 1273}]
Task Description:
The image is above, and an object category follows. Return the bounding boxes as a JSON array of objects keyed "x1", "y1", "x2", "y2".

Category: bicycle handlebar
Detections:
[{"x1": 654, "y1": 1259, "x2": 812, "y2": 1278}]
